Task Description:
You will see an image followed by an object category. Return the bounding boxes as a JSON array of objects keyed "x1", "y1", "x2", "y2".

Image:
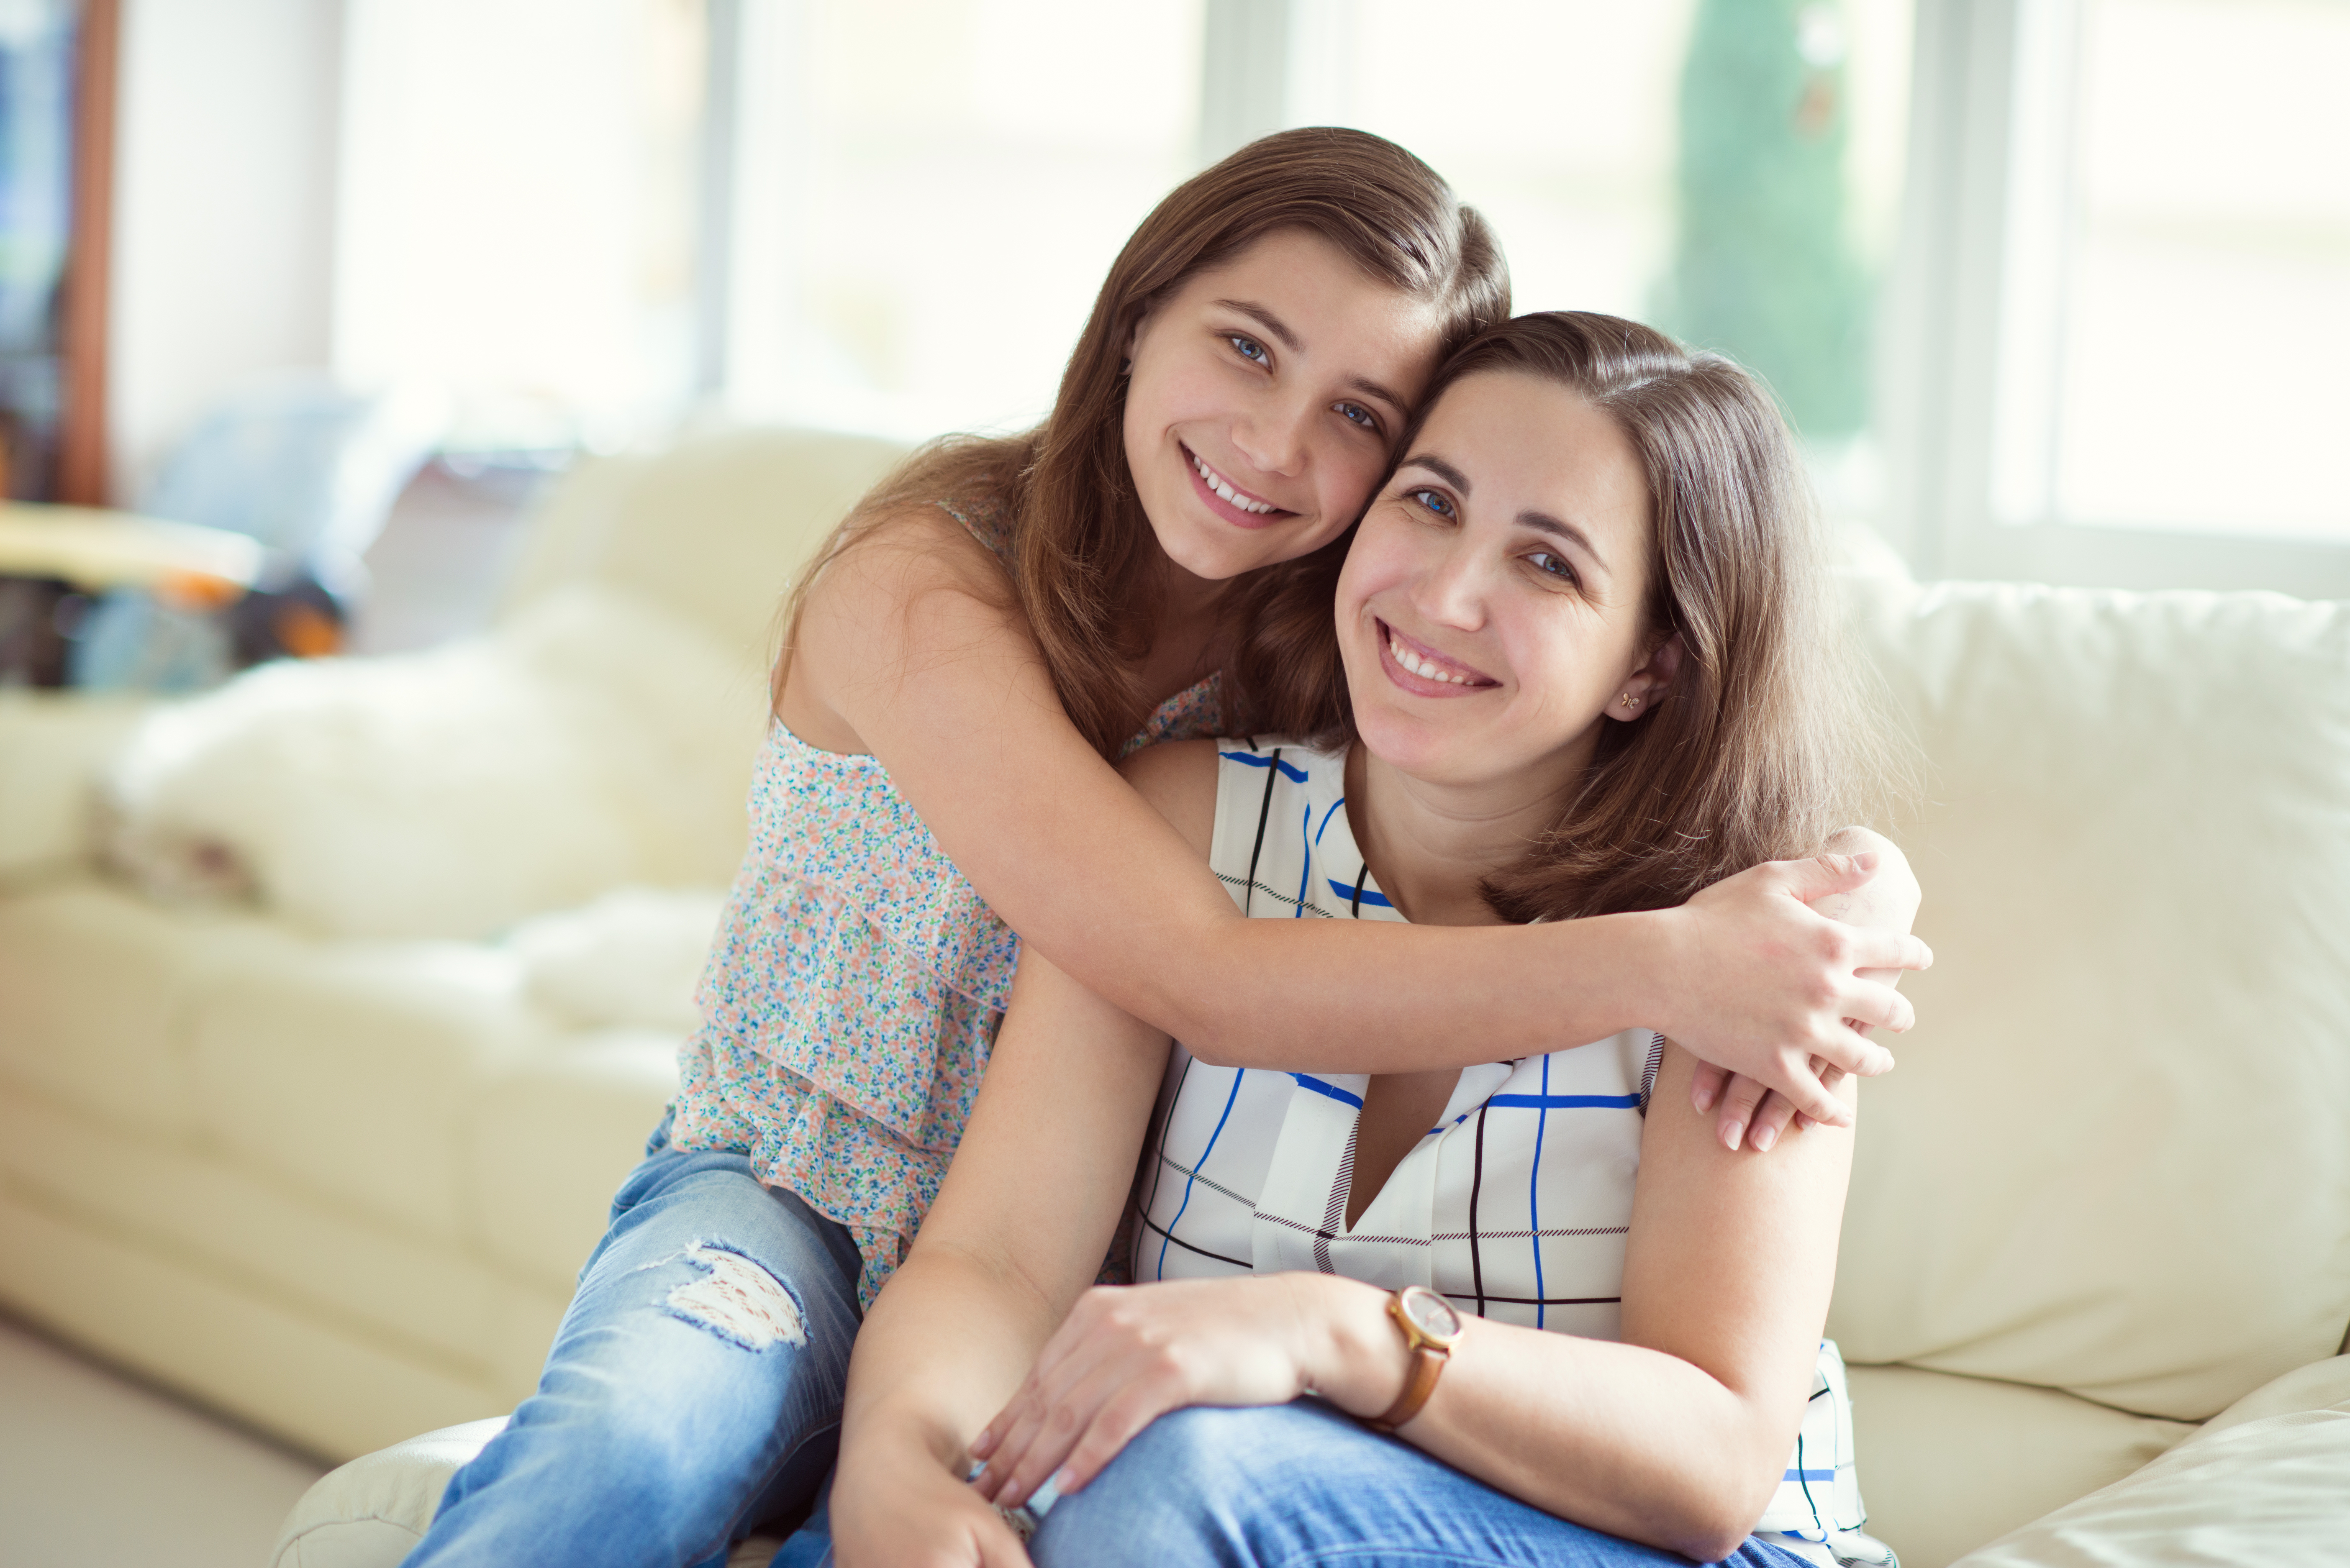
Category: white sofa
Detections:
[{"x1": 2, "y1": 428, "x2": 2344, "y2": 1567}]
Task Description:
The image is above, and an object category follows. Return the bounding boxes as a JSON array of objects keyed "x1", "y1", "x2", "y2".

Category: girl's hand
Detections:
[
  {"x1": 1690, "y1": 1058, "x2": 1845, "y2": 1152},
  {"x1": 968, "y1": 1277, "x2": 1327, "y2": 1510},
  {"x1": 830, "y1": 1428, "x2": 1034, "y2": 1568},
  {"x1": 1658, "y1": 848, "x2": 1930, "y2": 1130}
]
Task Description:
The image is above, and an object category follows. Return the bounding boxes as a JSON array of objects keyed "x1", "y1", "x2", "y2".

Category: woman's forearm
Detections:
[{"x1": 1295, "y1": 1273, "x2": 1785, "y2": 1562}]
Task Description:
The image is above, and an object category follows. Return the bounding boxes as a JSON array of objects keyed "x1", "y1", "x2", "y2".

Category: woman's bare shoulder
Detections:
[{"x1": 1117, "y1": 740, "x2": 1222, "y2": 858}]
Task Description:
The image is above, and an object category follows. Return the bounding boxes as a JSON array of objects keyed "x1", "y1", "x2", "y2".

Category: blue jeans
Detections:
[
  {"x1": 1026, "y1": 1400, "x2": 1814, "y2": 1568},
  {"x1": 784, "y1": 1399, "x2": 1819, "y2": 1566},
  {"x1": 401, "y1": 1114, "x2": 863, "y2": 1568}
]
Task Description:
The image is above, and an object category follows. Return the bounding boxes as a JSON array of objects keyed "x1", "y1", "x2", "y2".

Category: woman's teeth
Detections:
[
  {"x1": 1389, "y1": 629, "x2": 1476, "y2": 685},
  {"x1": 1193, "y1": 452, "x2": 1277, "y2": 515}
]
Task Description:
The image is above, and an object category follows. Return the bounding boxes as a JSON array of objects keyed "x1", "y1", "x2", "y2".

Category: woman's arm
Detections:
[
  {"x1": 789, "y1": 514, "x2": 1927, "y2": 1125},
  {"x1": 971, "y1": 844, "x2": 1919, "y2": 1563}
]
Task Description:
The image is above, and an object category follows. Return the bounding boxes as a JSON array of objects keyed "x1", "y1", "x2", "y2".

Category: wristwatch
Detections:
[{"x1": 1367, "y1": 1285, "x2": 1465, "y2": 1434}]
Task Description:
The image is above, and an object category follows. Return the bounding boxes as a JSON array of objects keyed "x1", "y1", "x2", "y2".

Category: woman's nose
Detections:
[{"x1": 1413, "y1": 542, "x2": 1487, "y2": 630}]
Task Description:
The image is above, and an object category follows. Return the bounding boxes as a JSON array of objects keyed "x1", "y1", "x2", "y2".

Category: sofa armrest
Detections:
[{"x1": 0, "y1": 691, "x2": 151, "y2": 878}]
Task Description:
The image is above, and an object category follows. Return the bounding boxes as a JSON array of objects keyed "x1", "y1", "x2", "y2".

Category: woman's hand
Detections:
[
  {"x1": 969, "y1": 1276, "x2": 1343, "y2": 1510},
  {"x1": 1654, "y1": 848, "x2": 1930, "y2": 1131},
  {"x1": 829, "y1": 1425, "x2": 1035, "y2": 1568}
]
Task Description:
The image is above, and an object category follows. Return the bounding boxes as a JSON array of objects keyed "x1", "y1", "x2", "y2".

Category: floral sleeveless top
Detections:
[{"x1": 671, "y1": 498, "x2": 1223, "y2": 1307}]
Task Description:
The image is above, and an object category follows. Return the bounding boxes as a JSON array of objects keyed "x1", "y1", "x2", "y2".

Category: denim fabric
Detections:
[
  {"x1": 400, "y1": 1114, "x2": 863, "y2": 1568},
  {"x1": 1027, "y1": 1400, "x2": 1817, "y2": 1568},
  {"x1": 782, "y1": 1399, "x2": 1822, "y2": 1568}
]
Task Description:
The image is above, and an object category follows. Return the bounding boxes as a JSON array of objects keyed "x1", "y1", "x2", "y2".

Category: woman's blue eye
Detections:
[
  {"x1": 1528, "y1": 551, "x2": 1578, "y2": 583},
  {"x1": 1229, "y1": 335, "x2": 1268, "y2": 364},
  {"x1": 1408, "y1": 487, "x2": 1453, "y2": 519}
]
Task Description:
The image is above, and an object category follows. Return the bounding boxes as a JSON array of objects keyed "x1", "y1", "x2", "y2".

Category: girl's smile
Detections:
[{"x1": 1182, "y1": 443, "x2": 1292, "y2": 529}]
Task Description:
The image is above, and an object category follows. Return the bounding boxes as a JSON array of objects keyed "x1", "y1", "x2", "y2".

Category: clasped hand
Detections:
[{"x1": 969, "y1": 1275, "x2": 1342, "y2": 1517}]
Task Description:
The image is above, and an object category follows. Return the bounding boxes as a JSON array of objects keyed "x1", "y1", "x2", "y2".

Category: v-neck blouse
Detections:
[{"x1": 1130, "y1": 736, "x2": 1891, "y2": 1567}]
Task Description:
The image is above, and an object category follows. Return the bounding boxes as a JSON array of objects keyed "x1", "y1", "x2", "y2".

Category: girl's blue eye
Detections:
[
  {"x1": 1336, "y1": 401, "x2": 1378, "y2": 432},
  {"x1": 1408, "y1": 487, "x2": 1453, "y2": 519},
  {"x1": 1229, "y1": 335, "x2": 1268, "y2": 364}
]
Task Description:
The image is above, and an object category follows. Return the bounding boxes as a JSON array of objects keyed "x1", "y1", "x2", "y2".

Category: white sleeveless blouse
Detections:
[{"x1": 1129, "y1": 738, "x2": 1896, "y2": 1568}]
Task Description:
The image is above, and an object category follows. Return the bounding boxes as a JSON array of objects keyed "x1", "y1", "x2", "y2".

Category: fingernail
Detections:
[
  {"x1": 1752, "y1": 1123, "x2": 1777, "y2": 1151},
  {"x1": 1852, "y1": 851, "x2": 1878, "y2": 871},
  {"x1": 1693, "y1": 1085, "x2": 1716, "y2": 1112},
  {"x1": 1723, "y1": 1121, "x2": 1745, "y2": 1152},
  {"x1": 972, "y1": 1428, "x2": 996, "y2": 1456}
]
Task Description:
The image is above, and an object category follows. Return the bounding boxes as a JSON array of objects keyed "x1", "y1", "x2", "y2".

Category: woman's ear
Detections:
[{"x1": 1605, "y1": 631, "x2": 1684, "y2": 723}]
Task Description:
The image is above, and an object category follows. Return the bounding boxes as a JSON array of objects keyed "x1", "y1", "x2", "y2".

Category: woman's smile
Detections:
[{"x1": 1375, "y1": 617, "x2": 1499, "y2": 695}]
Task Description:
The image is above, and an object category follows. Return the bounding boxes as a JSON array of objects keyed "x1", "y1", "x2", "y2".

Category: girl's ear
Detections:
[{"x1": 1606, "y1": 631, "x2": 1684, "y2": 723}]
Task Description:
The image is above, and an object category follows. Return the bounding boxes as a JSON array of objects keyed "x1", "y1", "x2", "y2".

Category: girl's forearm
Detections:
[
  {"x1": 1293, "y1": 1273, "x2": 1783, "y2": 1562},
  {"x1": 840, "y1": 1244, "x2": 1054, "y2": 1468}
]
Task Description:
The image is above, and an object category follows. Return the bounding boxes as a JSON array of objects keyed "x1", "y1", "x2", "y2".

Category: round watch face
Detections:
[{"x1": 1401, "y1": 1286, "x2": 1463, "y2": 1340}]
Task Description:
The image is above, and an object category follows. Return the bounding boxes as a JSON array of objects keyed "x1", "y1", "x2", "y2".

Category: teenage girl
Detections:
[
  {"x1": 827, "y1": 311, "x2": 1918, "y2": 1568},
  {"x1": 402, "y1": 135, "x2": 1927, "y2": 1568}
]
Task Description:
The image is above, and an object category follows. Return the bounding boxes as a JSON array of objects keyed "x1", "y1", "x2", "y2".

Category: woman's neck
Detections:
[{"x1": 1342, "y1": 743, "x2": 1587, "y2": 928}]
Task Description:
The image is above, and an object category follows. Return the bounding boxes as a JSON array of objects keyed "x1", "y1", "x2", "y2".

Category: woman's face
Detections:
[
  {"x1": 1335, "y1": 369, "x2": 1673, "y2": 799},
  {"x1": 1122, "y1": 228, "x2": 1445, "y2": 584}
]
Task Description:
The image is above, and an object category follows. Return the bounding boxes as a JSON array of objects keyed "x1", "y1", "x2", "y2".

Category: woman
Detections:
[
  {"x1": 827, "y1": 312, "x2": 1917, "y2": 1567},
  {"x1": 404, "y1": 131, "x2": 1924, "y2": 1567}
]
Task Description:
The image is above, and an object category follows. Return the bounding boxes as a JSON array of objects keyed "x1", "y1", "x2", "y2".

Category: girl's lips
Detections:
[
  {"x1": 1182, "y1": 444, "x2": 1293, "y2": 531},
  {"x1": 1374, "y1": 618, "x2": 1499, "y2": 698}
]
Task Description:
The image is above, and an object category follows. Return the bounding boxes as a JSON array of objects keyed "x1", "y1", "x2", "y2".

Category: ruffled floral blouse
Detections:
[{"x1": 671, "y1": 500, "x2": 1222, "y2": 1307}]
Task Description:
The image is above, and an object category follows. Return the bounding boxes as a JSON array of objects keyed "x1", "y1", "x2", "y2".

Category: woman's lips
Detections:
[
  {"x1": 1375, "y1": 618, "x2": 1498, "y2": 698},
  {"x1": 1182, "y1": 444, "x2": 1292, "y2": 531}
]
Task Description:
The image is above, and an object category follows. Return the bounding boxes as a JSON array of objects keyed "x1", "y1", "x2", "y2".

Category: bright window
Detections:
[{"x1": 723, "y1": 0, "x2": 1204, "y2": 439}]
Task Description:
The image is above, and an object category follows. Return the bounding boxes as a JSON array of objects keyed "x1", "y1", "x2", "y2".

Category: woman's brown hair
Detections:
[
  {"x1": 1266, "y1": 311, "x2": 1899, "y2": 921},
  {"x1": 775, "y1": 128, "x2": 1509, "y2": 755}
]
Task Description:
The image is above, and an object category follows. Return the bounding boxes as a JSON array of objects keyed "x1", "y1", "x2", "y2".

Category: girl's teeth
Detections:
[{"x1": 1194, "y1": 454, "x2": 1274, "y2": 514}]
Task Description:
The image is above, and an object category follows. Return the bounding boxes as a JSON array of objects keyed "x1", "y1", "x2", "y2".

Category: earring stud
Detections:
[{"x1": 1619, "y1": 692, "x2": 1640, "y2": 710}]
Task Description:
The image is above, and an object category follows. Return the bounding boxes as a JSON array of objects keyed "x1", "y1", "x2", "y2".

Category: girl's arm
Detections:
[
  {"x1": 790, "y1": 514, "x2": 1926, "y2": 1125},
  {"x1": 825, "y1": 929, "x2": 1186, "y2": 1568}
]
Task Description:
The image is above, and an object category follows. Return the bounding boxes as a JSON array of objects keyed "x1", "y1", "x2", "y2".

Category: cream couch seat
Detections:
[
  {"x1": 0, "y1": 428, "x2": 908, "y2": 1459},
  {"x1": 2, "y1": 428, "x2": 2343, "y2": 1565}
]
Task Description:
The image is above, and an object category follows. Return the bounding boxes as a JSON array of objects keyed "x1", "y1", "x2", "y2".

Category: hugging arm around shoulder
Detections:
[
  {"x1": 787, "y1": 515, "x2": 1920, "y2": 1116},
  {"x1": 826, "y1": 740, "x2": 1907, "y2": 1568}
]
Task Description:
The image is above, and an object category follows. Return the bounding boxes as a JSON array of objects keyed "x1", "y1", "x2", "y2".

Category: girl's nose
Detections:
[{"x1": 1231, "y1": 393, "x2": 1313, "y2": 479}]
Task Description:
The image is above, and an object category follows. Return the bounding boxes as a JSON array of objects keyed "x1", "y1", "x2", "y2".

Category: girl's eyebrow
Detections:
[{"x1": 1217, "y1": 297, "x2": 1408, "y2": 416}]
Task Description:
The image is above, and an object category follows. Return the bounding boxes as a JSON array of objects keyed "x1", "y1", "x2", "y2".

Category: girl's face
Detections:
[
  {"x1": 1335, "y1": 369, "x2": 1677, "y2": 800},
  {"x1": 1122, "y1": 228, "x2": 1446, "y2": 584}
]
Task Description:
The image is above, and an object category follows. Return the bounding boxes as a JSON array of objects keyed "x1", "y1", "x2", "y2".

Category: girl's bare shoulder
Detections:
[{"x1": 813, "y1": 499, "x2": 1017, "y2": 605}]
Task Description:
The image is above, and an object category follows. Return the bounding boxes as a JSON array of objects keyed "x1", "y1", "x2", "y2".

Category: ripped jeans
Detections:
[{"x1": 400, "y1": 1112, "x2": 863, "y2": 1568}]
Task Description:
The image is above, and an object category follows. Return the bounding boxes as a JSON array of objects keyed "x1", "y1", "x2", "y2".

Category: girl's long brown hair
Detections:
[
  {"x1": 775, "y1": 128, "x2": 1509, "y2": 755},
  {"x1": 1272, "y1": 311, "x2": 1900, "y2": 920}
]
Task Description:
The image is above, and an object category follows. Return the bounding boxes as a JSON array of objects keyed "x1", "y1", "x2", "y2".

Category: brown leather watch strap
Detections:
[{"x1": 1367, "y1": 1343, "x2": 1446, "y2": 1434}]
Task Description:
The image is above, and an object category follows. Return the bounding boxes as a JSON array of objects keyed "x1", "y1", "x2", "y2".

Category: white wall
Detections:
[{"x1": 106, "y1": 0, "x2": 343, "y2": 502}]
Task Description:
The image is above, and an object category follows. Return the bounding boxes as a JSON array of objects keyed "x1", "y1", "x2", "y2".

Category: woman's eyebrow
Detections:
[{"x1": 1400, "y1": 454, "x2": 1472, "y2": 493}]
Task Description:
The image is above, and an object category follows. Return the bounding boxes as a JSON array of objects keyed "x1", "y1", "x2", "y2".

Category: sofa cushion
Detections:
[
  {"x1": 186, "y1": 931, "x2": 546, "y2": 1243},
  {"x1": 462, "y1": 1031, "x2": 681, "y2": 1295},
  {"x1": 1834, "y1": 582, "x2": 2350, "y2": 1420},
  {"x1": 1844, "y1": 1364, "x2": 2194, "y2": 1568},
  {"x1": 1950, "y1": 1356, "x2": 2350, "y2": 1566},
  {"x1": 0, "y1": 879, "x2": 271, "y2": 1135},
  {"x1": 501, "y1": 425, "x2": 909, "y2": 670},
  {"x1": 0, "y1": 692, "x2": 150, "y2": 875}
]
